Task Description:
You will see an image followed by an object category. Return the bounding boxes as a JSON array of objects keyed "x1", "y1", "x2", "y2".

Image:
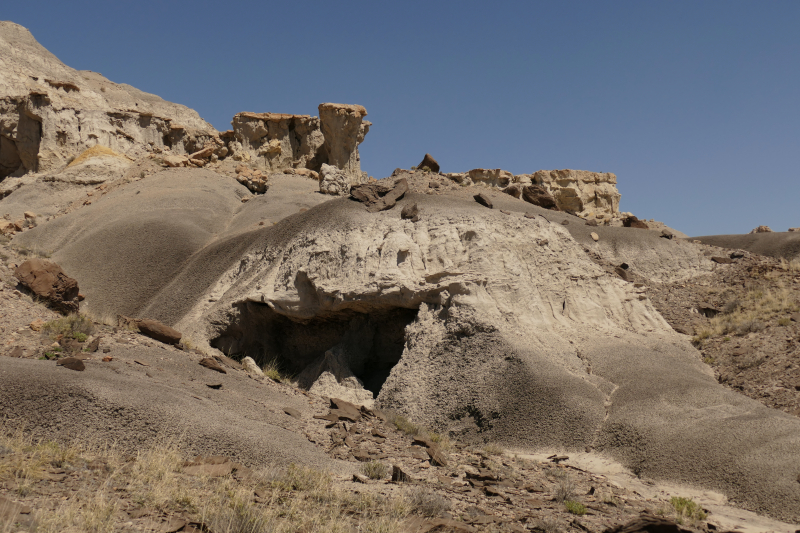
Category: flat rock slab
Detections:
[
  {"x1": 199, "y1": 358, "x2": 226, "y2": 374},
  {"x1": 56, "y1": 357, "x2": 85, "y2": 371},
  {"x1": 136, "y1": 319, "x2": 182, "y2": 345},
  {"x1": 473, "y1": 193, "x2": 493, "y2": 208}
]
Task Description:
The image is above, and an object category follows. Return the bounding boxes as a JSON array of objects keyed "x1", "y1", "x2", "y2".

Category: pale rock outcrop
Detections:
[
  {"x1": 45, "y1": 145, "x2": 132, "y2": 184},
  {"x1": 749, "y1": 225, "x2": 773, "y2": 234},
  {"x1": 241, "y1": 356, "x2": 264, "y2": 378},
  {"x1": 530, "y1": 169, "x2": 620, "y2": 218},
  {"x1": 0, "y1": 22, "x2": 218, "y2": 178},
  {"x1": 229, "y1": 112, "x2": 325, "y2": 171},
  {"x1": 319, "y1": 163, "x2": 361, "y2": 195},
  {"x1": 467, "y1": 168, "x2": 513, "y2": 188},
  {"x1": 318, "y1": 103, "x2": 371, "y2": 181}
]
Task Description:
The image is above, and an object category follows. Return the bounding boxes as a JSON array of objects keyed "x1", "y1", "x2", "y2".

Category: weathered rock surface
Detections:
[
  {"x1": 350, "y1": 178, "x2": 408, "y2": 212},
  {"x1": 749, "y1": 225, "x2": 773, "y2": 234},
  {"x1": 135, "y1": 318, "x2": 182, "y2": 345},
  {"x1": 531, "y1": 169, "x2": 620, "y2": 218},
  {"x1": 521, "y1": 184, "x2": 557, "y2": 210},
  {"x1": 623, "y1": 215, "x2": 649, "y2": 229},
  {"x1": 228, "y1": 112, "x2": 324, "y2": 171},
  {"x1": 417, "y1": 153, "x2": 440, "y2": 173},
  {"x1": 14, "y1": 258, "x2": 80, "y2": 313},
  {"x1": 318, "y1": 103, "x2": 370, "y2": 181},
  {"x1": 319, "y1": 163, "x2": 354, "y2": 196},
  {"x1": 0, "y1": 21, "x2": 217, "y2": 177}
]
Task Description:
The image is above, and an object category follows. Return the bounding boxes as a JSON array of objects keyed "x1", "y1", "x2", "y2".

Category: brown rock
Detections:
[
  {"x1": 401, "y1": 203, "x2": 420, "y2": 220},
  {"x1": 85, "y1": 336, "x2": 101, "y2": 353},
  {"x1": 391, "y1": 464, "x2": 410, "y2": 482},
  {"x1": 521, "y1": 185, "x2": 557, "y2": 209},
  {"x1": 711, "y1": 256, "x2": 734, "y2": 264},
  {"x1": 350, "y1": 178, "x2": 408, "y2": 213},
  {"x1": 660, "y1": 229, "x2": 674, "y2": 239},
  {"x1": 29, "y1": 319, "x2": 44, "y2": 331},
  {"x1": 426, "y1": 446, "x2": 449, "y2": 467},
  {"x1": 160, "y1": 517, "x2": 187, "y2": 533},
  {"x1": 283, "y1": 407, "x2": 301, "y2": 419},
  {"x1": 8, "y1": 346, "x2": 23, "y2": 358},
  {"x1": 615, "y1": 266, "x2": 629, "y2": 281},
  {"x1": 404, "y1": 518, "x2": 475, "y2": 533},
  {"x1": 330, "y1": 398, "x2": 362, "y2": 421},
  {"x1": 136, "y1": 319, "x2": 182, "y2": 344},
  {"x1": 417, "y1": 153, "x2": 440, "y2": 173},
  {"x1": 790, "y1": 313, "x2": 800, "y2": 323},
  {"x1": 56, "y1": 357, "x2": 85, "y2": 371},
  {"x1": 622, "y1": 215, "x2": 649, "y2": 229},
  {"x1": 199, "y1": 358, "x2": 227, "y2": 374},
  {"x1": 749, "y1": 225, "x2": 773, "y2": 234},
  {"x1": 353, "y1": 473, "x2": 369, "y2": 483},
  {"x1": 585, "y1": 219, "x2": 598, "y2": 226},
  {"x1": 590, "y1": 232, "x2": 599, "y2": 242},
  {"x1": 473, "y1": 193, "x2": 493, "y2": 209},
  {"x1": 503, "y1": 184, "x2": 522, "y2": 199},
  {"x1": 14, "y1": 258, "x2": 80, "y2": 314},
  {"x1": 602, "y1": 514, "x2": 692, "y2": 533}
]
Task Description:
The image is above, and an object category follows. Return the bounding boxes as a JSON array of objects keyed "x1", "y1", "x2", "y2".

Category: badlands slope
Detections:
[{"x1": 2, "y1": 20, "x2": 800, "y2": 525}]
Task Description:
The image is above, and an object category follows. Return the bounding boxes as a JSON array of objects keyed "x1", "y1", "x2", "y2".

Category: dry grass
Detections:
[
  {"x1": 42, "y1": 314, "x2": 94, "y2": 341},
  {"x1": 361, "y1": 460, "x2": 389, "y2": 480},
  {"x1": 0, "y1": 427, "x2": 430, "y2": 533},
  {"x1": 693, "y1": 286, "x2": 798, "y2": 343}
]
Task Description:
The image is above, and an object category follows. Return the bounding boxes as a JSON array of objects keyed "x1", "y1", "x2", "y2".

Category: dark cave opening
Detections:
[{"x1": 210, "y1": 302, "x2": 418, "y2": 396}]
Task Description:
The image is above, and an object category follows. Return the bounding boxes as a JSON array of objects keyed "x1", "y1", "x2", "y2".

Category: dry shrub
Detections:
[{"x1": 407, "y1": 487, "x2": 451, "y2": 518}]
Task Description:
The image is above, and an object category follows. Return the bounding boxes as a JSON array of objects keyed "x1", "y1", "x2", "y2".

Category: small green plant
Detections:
[
  {"x1": 778, "y1": 317, "x2": 791, "y2": 326},
  {"x1": 722, "y1": 336, "x2": 731, "y2": 342},
  {"x1": 565, "y1": 500, "x2": 587, "y2": 515},
  {"x1": 670, "y1": 496, "x2": 707, "y2": 522},
  {"x1": 361, "y1": 461, "x2": 388, "y2": 480},
  {"x1": 703, "y1": 356, "x2": 715, "y2": 365},
  {"x1": 43, "y1": 314, "x2": 94, "y2": 340},
  {"x1": 260, "y1": 358, "x2": 292, "y2": 383}
]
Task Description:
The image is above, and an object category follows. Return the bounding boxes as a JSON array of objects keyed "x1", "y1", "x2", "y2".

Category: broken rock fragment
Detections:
[
  {"x1": 473, "y1": 193, "x2": 493, "y2": 209},
  {"x1": 136, "y1": 319, "x2": 182, "y2": 345},
  {"x1": 14, "y1": 258, "x2": 80, "y2": 314},
  {"x1": 521, "y1": 185, "x2": 557, "y2": 209},
  {"x1": 199, "y1": 358, "x2": 227, "y2": 374},
  {"x1": 350, "y1": 178, "x2": 408, "y2": 213},
  {"x1": 56, "y1": 357, "x2": 85, "y2": 371},
  {"x1": 622, "y1": 215, "x2": 649, "y2": 229},
  {"x1": 401, "y1": 203, "x2": 419, "y2": 220}
]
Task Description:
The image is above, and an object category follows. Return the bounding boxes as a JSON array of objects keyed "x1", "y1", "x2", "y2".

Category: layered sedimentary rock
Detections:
[
  {"x1": 318, "y1": 103, "x2": 370, "y2": 180},
  {"x1": 228, "y1": 112, "x2": 325, "y2": 171},
  {"x1": 227, "y1": 104, "x2": 371, "y2": 181},
  {"x1": 0, "y1": 21, "x2": 217, "y2": 178},
  {"x1": 529, "y1": 169, "x2": 620, "y2": 218}
]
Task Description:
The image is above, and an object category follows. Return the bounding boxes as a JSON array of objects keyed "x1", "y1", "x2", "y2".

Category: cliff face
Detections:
[
  {"x1": 0, "y1": 21, "x2": 217, "y2": 178},
  {"x1": 227, "y1": 104, "x2": 371, "y2": 181}
]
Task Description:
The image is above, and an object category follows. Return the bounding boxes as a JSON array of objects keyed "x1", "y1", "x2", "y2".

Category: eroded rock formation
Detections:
[{"x1": 0, "y1": 21, "x2": 217, "y2": 178}]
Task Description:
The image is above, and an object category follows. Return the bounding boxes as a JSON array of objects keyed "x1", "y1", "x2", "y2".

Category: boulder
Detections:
[
  {"x1": 350, "y1": 178, "x2": 408, "y2": 213},
  {"x1": 401, "y1": 203, "x2": 420, "y2": 220},
  {"x1": 749, "y1": 225, "x2": 773, "y2": 234},
  {"x1": 521, "y1": 185, "x2": 557, "y2": 209},
  {"x1": 163, "y1": 155, "x2": 189, "y2": 168},
  {"x1": 473, "y1": 193, "x2": 493, "y2": 209},
  {"x1": 417, "y1": 153, "x2": 440, "y2": 173},
  {"x1": 789, "y1": 228, "x2": 800, "y2": 232},
  {"x1": 241, "y1": 356, "x2": 264, "y2": 378},
  {"x1": 235, "y1": 166, "x2": 269, "y2": 194},
  {"x1": 502, "y1": 184, "x2": 522, "y2": 199},
  {"x1": 319, "y1": 163, "x2": 352, "y2": 196},
  {"x1": 14, "y1": 258, "x2": 80, "y2": 313},
  {"x1": 318, "y1": 103, "x2": 371, "y2": 181},
  {"x1": 660, "y1": 229, "x2": 674, "y2": 239},
  {"x1": 135, "y1": 319, "x2": 182, "y2": 345},
  {"x1": 623, "y1": 216, "x2": 649, "y2": 229}
]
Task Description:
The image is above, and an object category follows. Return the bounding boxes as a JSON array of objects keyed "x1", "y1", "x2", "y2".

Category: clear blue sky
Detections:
[{"x1": 5, "y1": 1, "x2": 799, "y2": 236}]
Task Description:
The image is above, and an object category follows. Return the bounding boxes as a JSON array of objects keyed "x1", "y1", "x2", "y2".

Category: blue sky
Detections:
[{"x1": 4, "y1": 1, "x2": 799, "y2": 236}]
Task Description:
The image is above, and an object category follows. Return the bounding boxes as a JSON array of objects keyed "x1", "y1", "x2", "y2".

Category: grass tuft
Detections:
[
  {"x1": 42, "y1": 314, "x2": 94, "y2": 340},
  {"x1": 565, "y1": 500, "x2": 587, "y2": 515},
  {"x1": 361, "y1": 461, "x2": 389, "y2": 480}
]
